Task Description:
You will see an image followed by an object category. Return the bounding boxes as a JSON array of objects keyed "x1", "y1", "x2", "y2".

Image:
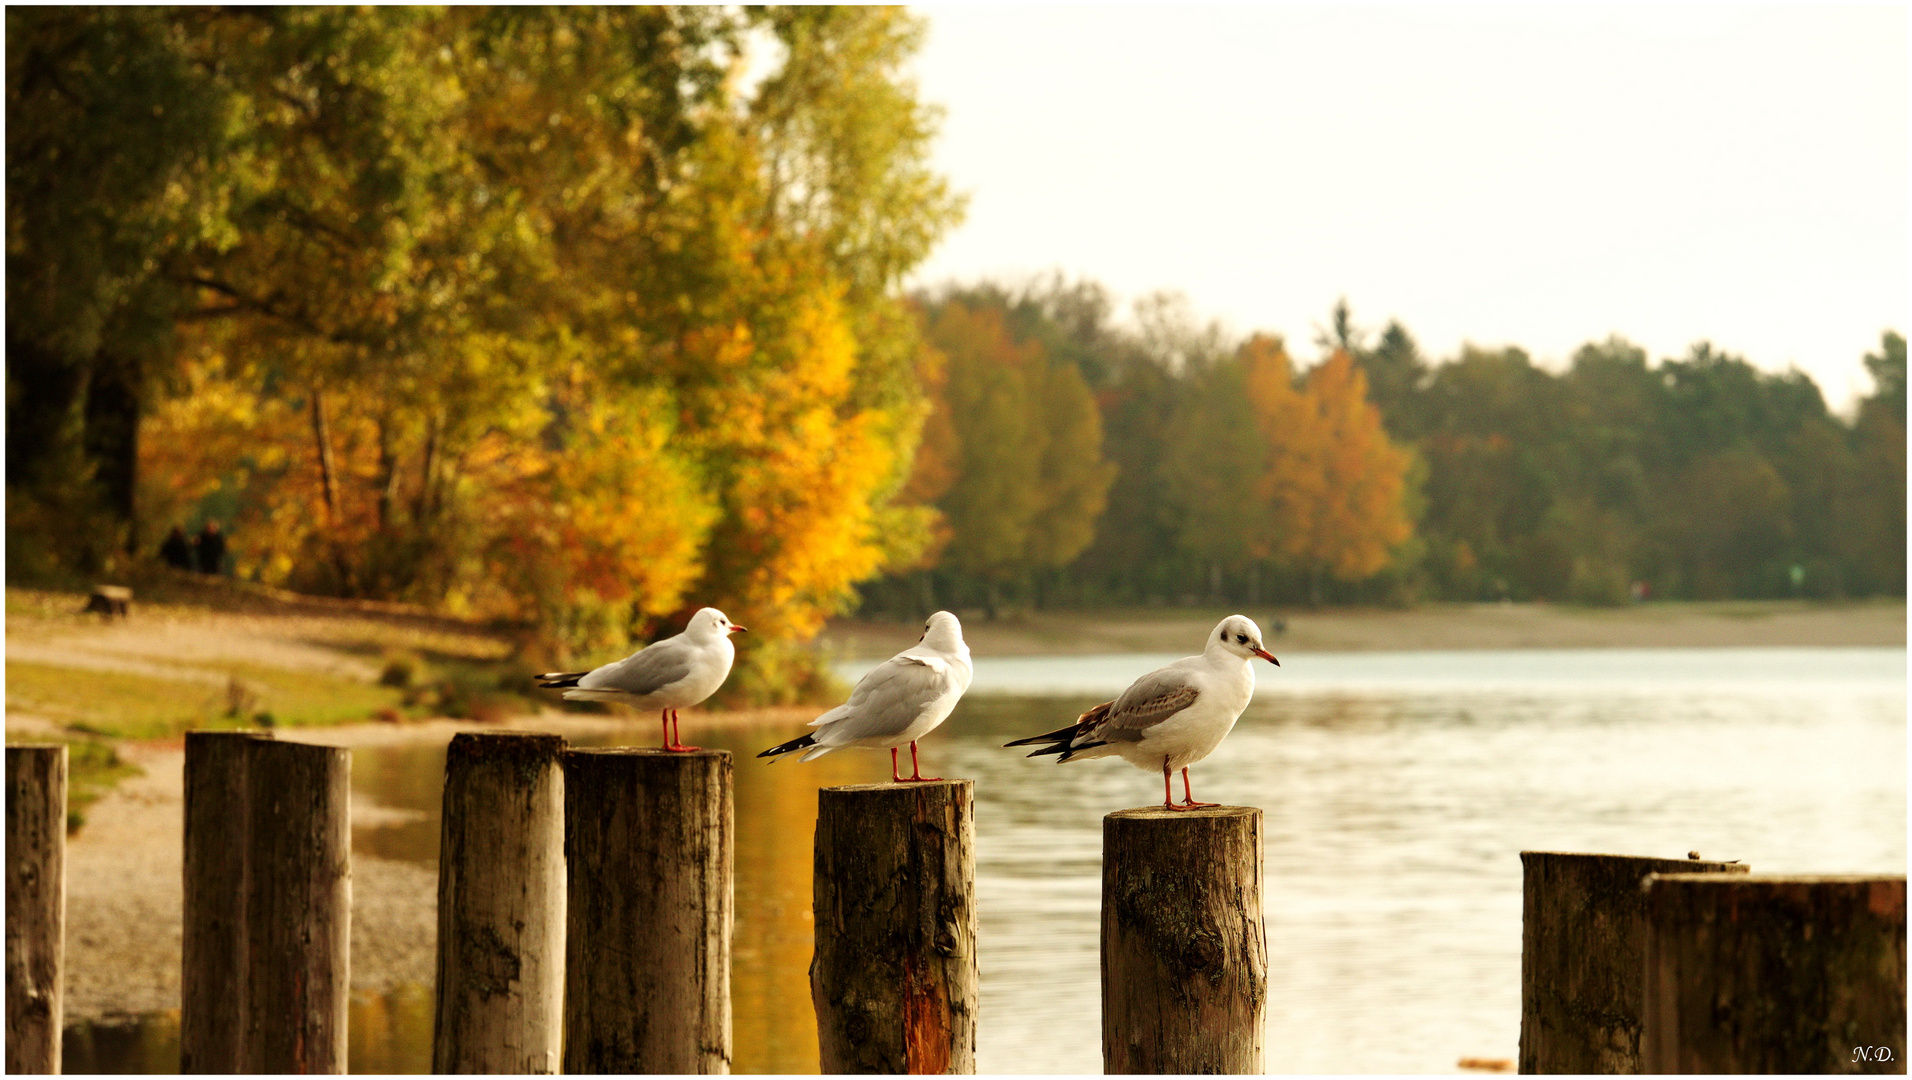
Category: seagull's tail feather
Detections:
[
  {"x1": 1004, "y1": 720, "x2": 1085, "y2": 761},
  {"x1": 1003, "y1": 721, "x2": 1079, "y2": 749},
  {"x1": 536, "y1": 671, "x2": 588, "y2": 689},
  {"x1": 758, "y1": 732, "x2": 817, "y2": 761},
  {"x1": 1005, "y1": 702, "x2": 1114, "y2": 763}
]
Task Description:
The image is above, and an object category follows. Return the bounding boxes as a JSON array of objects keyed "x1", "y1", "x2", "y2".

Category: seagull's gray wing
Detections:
[
  {"x1": 1078, "y1": 666, "x2": 1201, "y2": 746},
  {"x1": 578, "y1": 639, "x2": 694, "y2": 696},
  {"x1": 818, "y1": 655, "x2": 956, "y2": 742}
]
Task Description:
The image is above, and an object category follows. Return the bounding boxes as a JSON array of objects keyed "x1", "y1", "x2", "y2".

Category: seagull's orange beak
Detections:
[
  {"x1": 728, "y1": 624, "x2": 747, "y2": 634},
  {"x1": 1253, "y1": 647, "x2": 1279, "y2": 666}
]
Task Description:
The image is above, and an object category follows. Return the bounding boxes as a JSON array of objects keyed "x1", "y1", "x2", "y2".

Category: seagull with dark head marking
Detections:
[
  {"x1": 536, "y1": 606, "x2": 745, "y2": 752},
  {"x1": 1005, "y1": 614, "x2": 1278, "y2": 810}
]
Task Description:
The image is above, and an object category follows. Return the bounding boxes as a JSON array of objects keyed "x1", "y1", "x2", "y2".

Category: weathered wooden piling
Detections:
[
  {"x1": 432, "y1": 732, "x2": 567, "y2": 1073},
  {"x1": 1518, "y1": 850, "x2": 1749, "y2": 1073},
  {"x1": 1102, "y1": 805, "x2": 1266, "y2": 1074},
  {"x1": 563, "y1": 748, "x2": 732, "y2": 1074},
  {"x1": 811, "y1": 780, "x2": 979, "y2": 1074},
  {"x1": 6, "y1": 744, "x2": 67, "y2": 1075},
  {"x1": 180, "y1": 731, "x2": 351, "y2": 1074},
  {"x1": 1642, "y1": 873, "x2": 1906, "y2": 1074}
]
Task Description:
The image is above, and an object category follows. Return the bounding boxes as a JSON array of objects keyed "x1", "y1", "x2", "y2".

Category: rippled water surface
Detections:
[{"x1": 67, "y1": 647, "x2": 1905, "y2": 1074}]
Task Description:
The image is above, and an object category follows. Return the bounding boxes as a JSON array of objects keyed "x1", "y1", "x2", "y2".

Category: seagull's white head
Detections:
[
  {"x1": 1209, "y1": 614, "x2": 1278, "y2": 665},
  {"x1": 687, "y1": 607, "x2": 747, "y2": 640},
  {"x1": 918, "y1": 610, "x2": 965, "y2": 652}
]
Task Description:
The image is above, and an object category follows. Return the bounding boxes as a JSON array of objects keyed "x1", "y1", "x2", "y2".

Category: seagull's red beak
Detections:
[
  {"x1": 1253, "y1": 647, "x2": 1280, "y2": 666},
  {"x1": 728, "y1": 624, "x2": 747, "y2": 634}
]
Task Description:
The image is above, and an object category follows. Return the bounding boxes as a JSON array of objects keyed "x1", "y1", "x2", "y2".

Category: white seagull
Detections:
[
  {"x1": 1004, "y1": 614, "x2": 1278, "y2": 810},
  {"x1": 758, "y1": 610, "x2": 973, "y2": 782},
  {"x1": 536, "y1": 606, "x2": 745, "y2": 752}
]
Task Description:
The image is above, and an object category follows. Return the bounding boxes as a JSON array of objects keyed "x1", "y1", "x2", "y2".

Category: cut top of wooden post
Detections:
[{"x1": 1106, "y1": 804, "x2": 1260, "y2": 822}]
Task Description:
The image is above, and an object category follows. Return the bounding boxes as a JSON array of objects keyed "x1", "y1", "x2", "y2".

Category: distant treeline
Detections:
[{"x1": 859, "y1": 281, "x2": 1906, "y2": 615}]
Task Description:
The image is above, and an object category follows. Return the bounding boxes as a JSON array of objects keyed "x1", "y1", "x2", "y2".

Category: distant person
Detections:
[
  {"x1": 160, "y1": 525, "x2": 194, "y2": 571},
  {"x1": 193, "y1": 521, "x2": 228, "y2": 576}
]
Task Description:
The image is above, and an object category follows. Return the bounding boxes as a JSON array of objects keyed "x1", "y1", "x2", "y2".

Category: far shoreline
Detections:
[{"x1": 819, "y1": 599, "x2": 1906, "y2": 660}]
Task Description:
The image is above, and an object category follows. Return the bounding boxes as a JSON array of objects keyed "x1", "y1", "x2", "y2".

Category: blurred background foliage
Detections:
[
  {"x1": 9, "y1": 8, "x2": 1904, "y2": 702},
  {"x1": 7, "y1": 6, "x2": 961, "y2": 690}
]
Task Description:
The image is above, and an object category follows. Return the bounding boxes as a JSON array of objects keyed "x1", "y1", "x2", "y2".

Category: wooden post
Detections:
[
  {"x1": 6, "y1": 744, "x2": 66, "y2": 1075},
  {"x1": 1642, "y1": 873, "x2": 1906, "y2": 1073},
  {"x1": 563, "y1": 748, "x2": 732, "y2": 1074},
  {"x1": 432, "y1": 733, "x2": 566, "y2": 1074},
  {"x1": 181, "y1": 731, "x2": 351, "y2": 1074},
  {"x1": 811, "y1": 781, "x2": 979, "y2": 1074},
  {"x1": 1102, "y1": 805, "x2": 1266, "y2": 1075},
  {"x1": 1519, "y1": 851, "x2": 1749, "y2": 1073}
]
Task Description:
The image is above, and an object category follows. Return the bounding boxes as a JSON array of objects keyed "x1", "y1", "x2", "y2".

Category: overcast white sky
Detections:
[{"x1": 903, "y1": 4, "x2": 1909, "y2": 411}]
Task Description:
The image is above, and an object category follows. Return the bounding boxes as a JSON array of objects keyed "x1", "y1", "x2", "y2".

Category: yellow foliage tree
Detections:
[{"x1": 1243, "y1": 337, "x2": 1413, "y2": 592}]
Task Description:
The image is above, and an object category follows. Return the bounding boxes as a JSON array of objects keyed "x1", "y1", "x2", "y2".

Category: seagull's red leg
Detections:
[
  {"x1": 898, "y1": 740, "x2": 942, "y2": 782},
  {"x1": 1161, "y1": 760, "x2": 1175, "y2": 809},
  {"x1": 1178, "y1": 767, "x2": 1218, "y2": 809},
  {"x1": 664, "y1": 708, "x2": 700, "y2": 753},
  {"x1": 659, "y1": 709, "x2": 672, "y2": 749},
  {"x1": 890, "y1": 746, "x2": 904, "y2": 783}
]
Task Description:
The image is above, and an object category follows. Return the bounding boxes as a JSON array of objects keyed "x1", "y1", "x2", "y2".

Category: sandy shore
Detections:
[{"x1": 819, "y1": 599, "x2": 1906, "y2": 659}]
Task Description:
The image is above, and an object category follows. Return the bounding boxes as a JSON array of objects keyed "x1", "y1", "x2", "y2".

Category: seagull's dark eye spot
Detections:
[{"x1": 1236, "y1": 634, "x2": 1248, "y2": 644}]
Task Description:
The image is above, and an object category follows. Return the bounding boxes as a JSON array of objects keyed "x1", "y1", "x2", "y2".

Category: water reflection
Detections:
[{"x1": 64, "y1": 648, "x2": 1907, "y2": 1074}]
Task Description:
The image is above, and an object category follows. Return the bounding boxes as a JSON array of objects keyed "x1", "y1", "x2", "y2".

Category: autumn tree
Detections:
[
  {"x1": 12, "y1": 7, "x2": 963, "y2": 694},
  {"x1": 1245, "y1": 338, "x2": 1414, "y2": 602},
  {"x1": 924, "y1": 298, "x2": 1114, "y2": 615},
  {"x1": 1162, "y1": 350, "x2": 1266, "y2": 598}
]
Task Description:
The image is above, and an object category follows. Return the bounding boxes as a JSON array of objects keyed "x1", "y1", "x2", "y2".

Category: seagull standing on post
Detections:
[
  {"x1": 1004, "y1": 614, "x2": 1278, "y2": 810},
  {"x1": 536, "y1": 606, "x2": 745, "y2": 752},
  {"x1": 758, "y1": 610, "x2": 972, "y2": 782}
]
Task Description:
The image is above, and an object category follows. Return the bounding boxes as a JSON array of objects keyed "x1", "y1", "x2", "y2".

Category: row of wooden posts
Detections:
[{"x1": 6, "y1": 736, "x2": 1907, "y2": 1074}]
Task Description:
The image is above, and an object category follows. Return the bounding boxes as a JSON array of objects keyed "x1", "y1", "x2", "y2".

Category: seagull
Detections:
[
  {"x1": 535, "y1": 607, "x2": 745, "y2": 752},
  {"x1": 1004, "y1": 614, "x2": 1278, "y2": 810},
  {"x1": 757, "y1": 610, "x2": 972, "y2": 782}
]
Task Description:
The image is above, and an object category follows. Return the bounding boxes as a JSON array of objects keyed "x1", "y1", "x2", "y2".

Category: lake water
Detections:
[{"x1": 64, "y1": 646, "x2": 1906, "y2": 1074}]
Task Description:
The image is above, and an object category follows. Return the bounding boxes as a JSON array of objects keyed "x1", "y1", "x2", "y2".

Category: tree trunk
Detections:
[
  {"x1": 308, "y1": 386, "x2": 357, "y2": 594},
  {"x1": 1519, "y1": 851, "x2": 1749, "y2": 1074},
  {"x1": 564, "y1": 748, "x2": 732, "y2": 1074},
  {"x1": 83, "y1": 353, "x2": 142, "y2": 556},
  {"x1": 415, "y1": 411, "x2": 440, "y2": 524},
  {"x1": 6, "y1": 744, "x2": 66, "y2": 1076},
  {"x1": 812, "y1": 781, "x2": 978, "y2": 1074},
  {"x1": 1102, "y1": 806, "x2": 1266, "y2": 1074},
  {"x1": 1642, "y1": 873, "x2": 1906, "y2": 1073},
  {"x1": 433, "y1": 733, "x2": 567, "y2": 1074},
  {"x1": 376, "y1": 413, "x2": 400, "y2": 533},
  {"x1": 310, "y1": 386, "x2": 339, "y2": 520}
]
